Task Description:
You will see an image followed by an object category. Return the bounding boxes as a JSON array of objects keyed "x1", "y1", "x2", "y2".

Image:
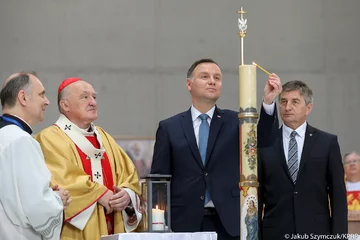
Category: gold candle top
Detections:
[
  {"x1": 237, "y1": 7, "x2": 248, "y2": 38},
  {"x1": 237, "y1": 7, "x2": 248, "y2": 65}
]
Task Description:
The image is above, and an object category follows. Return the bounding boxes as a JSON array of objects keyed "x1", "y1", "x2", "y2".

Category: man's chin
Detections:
[
  {"x1": 38, "y1": 115, "x2": 45, "y2": 123},
  {"x1": 205, "y1": 96, "x2": 220, "y2": 103},
  {"x1": 282, "y1": 119, "x2": 294, "y2": 126},
  {"x1": 281, "y1": 115, "x2": 294, "y2": 121},
  {"x1": 88, "y1": 114, "x2": 98, "y2": 122}
]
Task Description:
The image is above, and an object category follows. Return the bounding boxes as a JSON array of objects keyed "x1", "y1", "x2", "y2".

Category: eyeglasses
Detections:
[{"x1": 344, "y1": 159, "x2": 360, "y2": 165}]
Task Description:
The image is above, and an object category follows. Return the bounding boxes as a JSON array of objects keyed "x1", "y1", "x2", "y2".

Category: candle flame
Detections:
[{"x1": 156, "y1": 205, "x2": 158, "y2": 209}]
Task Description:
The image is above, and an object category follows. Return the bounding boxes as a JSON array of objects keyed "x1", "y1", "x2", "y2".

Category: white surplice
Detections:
[{"x1": 0, "y1": 125, "x2": 64, "y2": 240}]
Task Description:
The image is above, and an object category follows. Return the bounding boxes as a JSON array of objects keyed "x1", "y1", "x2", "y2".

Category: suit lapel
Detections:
[
  {"x1": 205, "y1": 107, "x2": 224, "y2": 165},
  {"x1": 297, "y1": 125, "x2": 317, "y2": 178},
  {"x1": 277, "y1": 127, "x2": 293, "y2": 182},
  {"x1": 180, "y1": 109, "x2": 204, "y2": 168}
]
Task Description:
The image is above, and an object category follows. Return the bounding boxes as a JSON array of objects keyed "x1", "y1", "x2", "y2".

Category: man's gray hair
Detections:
[
  {"x1": 0, "y1": 72, "x2": 34, "y2": 109},
  {"x1": 57, "y1": 88, "x2": 69, "y2": 114},
  {"x1": 280, "y1": 80, "x2": 313, "y2": 105},
  {"x1": 343, "y1": 151, "x2": 360, "y2": 163}
]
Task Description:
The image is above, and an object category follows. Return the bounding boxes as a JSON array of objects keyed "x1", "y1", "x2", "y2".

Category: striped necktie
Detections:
[{"x1": 288, "y1": 131, "x2": 299, "y2": 183}]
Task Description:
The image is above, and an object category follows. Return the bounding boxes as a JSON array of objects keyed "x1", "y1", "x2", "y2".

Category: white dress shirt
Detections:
[
  {"x1": 282, "y1": 122, "x2": 307, "y2": 164},
  {"x1": 262, "y1": 102, "x2": 307, "y2": 164},
  {"x1": 191, "y1": 105, "x2": 215, "y2": 146}
]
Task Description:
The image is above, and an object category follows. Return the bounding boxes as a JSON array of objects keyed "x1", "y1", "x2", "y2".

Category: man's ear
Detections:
[
  {"x1": 17, "y1": 90, "x2": 28, "y2": 106},
  {"x1": 186, "y1": 78, "x2": 192, "y2": 92},
  {"x1": 306, "y1": 102, "x2": 313, "y2": 116},
  {"x1": 60, "y1": 99, "x2": 70, "y2": 112}
]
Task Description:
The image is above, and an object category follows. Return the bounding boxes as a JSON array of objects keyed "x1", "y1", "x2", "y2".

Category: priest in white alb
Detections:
[
  {"x1": 0, "y1": 72, "x2": 71, "y2": 240},
  {"x1": 36, "y1": 78, "x2": 142, "y2": 240}
]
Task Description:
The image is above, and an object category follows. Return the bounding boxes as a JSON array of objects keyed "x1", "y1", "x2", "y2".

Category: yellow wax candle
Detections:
[{"x1": 239, "y1": 65, "x2": 257, "y2": 110}]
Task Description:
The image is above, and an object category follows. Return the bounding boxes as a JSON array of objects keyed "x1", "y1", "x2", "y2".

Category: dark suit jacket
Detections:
[
  {"x1": 151, "y1": 105, "x2": 277, "y2": 237},
  {"x1": 258, "y1": 124, "x2": 348, "y2": 240}
]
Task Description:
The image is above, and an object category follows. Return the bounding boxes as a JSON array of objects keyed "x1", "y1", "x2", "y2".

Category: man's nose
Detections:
[
  {"x1": 285, "y1": 102, "x2": 292, "y2": 110},
  {"x1": 45, "y1": 96, "x2": 50, "y2": 105},
  {"x1": 209, "y1": 76, "x2": 216, "y2": 84},
  {"x1": 89, "y1": 97, "x2": 97, "y2": 105}
]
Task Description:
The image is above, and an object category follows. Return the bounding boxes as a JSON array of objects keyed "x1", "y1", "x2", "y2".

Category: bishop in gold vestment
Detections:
[{"x1": 36, "y1": 78, "x2": 142, "y2": 240}]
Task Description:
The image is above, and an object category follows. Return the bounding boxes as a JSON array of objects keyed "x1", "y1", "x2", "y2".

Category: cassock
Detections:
[
  {"x1": 0, "y1": 114, "x2": 64, "y2": 240},
  {"x1": 35, "y1": 114, "x2": 142, "y2": 240}
]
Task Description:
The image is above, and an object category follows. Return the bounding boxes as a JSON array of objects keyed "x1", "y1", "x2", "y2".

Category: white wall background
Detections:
[{"x1": 0, "y1": 0, "x2": 359, "y2": 155}]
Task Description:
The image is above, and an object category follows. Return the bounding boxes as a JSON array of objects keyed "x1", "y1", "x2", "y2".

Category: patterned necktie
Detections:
[
  {"x1": 288, "y1": 131, "x2": 299, "y2": 183},
  {"x1": 198, "y1": 114, "x2": 211, "y2": 204}
]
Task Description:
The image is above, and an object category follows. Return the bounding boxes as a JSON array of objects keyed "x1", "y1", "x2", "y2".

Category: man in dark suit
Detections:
[
  {"x1": 258, "y1": 80, "x2": 348, "y2": 240},
  {"x1": 150, "y1": 58, "x2": 281, "y2": 240}
]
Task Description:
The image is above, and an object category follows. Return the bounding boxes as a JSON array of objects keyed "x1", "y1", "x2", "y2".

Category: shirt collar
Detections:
[
  {"x1": 2, "y1": 114, "x2": 33, "y2": 134},
  {"x1": 191, "y1": 105, "x2": 215, "y2": 122},
  {"x1": 283, "y1": 121, "x2": 307, "y2": 139},
  {"x1": 79, "y1": 126, "x2": 95, "y2": 136},
  {"x1": 60, "y1": 114, "x2": 95, "y2": 136}
]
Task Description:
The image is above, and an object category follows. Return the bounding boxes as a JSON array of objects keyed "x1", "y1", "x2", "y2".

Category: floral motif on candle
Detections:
[{"x1": 244, "y1": 124, "x2": 257, "y2": 172}]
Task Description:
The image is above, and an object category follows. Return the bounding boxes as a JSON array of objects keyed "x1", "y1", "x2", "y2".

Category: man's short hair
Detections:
[
  {"x1": 0, "y1": 73, "x2": 33, "y2": 108},
  {"x1": 57, "y1": 89, "x2": 67, "y2": 113},
  {"x1": 280, "y1": 80, "x2": 313, "y2": 105},
  {"x1": 343, "y1": 151, "x2": 360, "y2": 163},
  {"x1": 187, "y1": 58, "x2": 219, "y2": 79}
]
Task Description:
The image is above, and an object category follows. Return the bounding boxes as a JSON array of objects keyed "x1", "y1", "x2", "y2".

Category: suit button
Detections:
[
  {"x1": 204, "y1": 172, "x2": 208, "y2": 176},
  {"x1": 294, "y1": 191, "x2": 298, "y2": 195},
  {"x1": 200, "y1": 196, "x2": 204, "y2": 200}
]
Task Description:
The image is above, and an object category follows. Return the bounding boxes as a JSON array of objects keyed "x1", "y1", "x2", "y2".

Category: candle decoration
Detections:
[{"x1": 237, "y1": 7, "x2": 260, "y2": 240}]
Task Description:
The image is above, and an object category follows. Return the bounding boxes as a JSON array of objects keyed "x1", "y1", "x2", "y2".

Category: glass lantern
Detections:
[{"x1": 140, "y1": 174, "x2": 171, "y2": 232}]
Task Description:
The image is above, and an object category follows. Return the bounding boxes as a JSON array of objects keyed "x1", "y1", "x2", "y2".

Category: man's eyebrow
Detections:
[
  {"x1": 80, "y1": 91, "x2": 97, "y2": 95},
  {"x1": 280, "y1": 97, "x2": 300, "y2": 100}
]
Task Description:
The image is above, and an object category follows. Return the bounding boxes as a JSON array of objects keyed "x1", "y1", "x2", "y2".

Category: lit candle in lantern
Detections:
[{"x1": 152, "y1": 205, "x2": 165, "y2": 231}]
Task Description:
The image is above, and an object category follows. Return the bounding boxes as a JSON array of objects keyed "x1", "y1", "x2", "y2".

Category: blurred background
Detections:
[{"x1": 0, "y1": 0, "x2": 359, "y2": 156}]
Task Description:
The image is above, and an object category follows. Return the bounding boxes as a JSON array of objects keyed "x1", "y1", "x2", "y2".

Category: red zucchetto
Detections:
[{"x1": 58, "y1": 77, "x2": 82, "y2": 94}]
